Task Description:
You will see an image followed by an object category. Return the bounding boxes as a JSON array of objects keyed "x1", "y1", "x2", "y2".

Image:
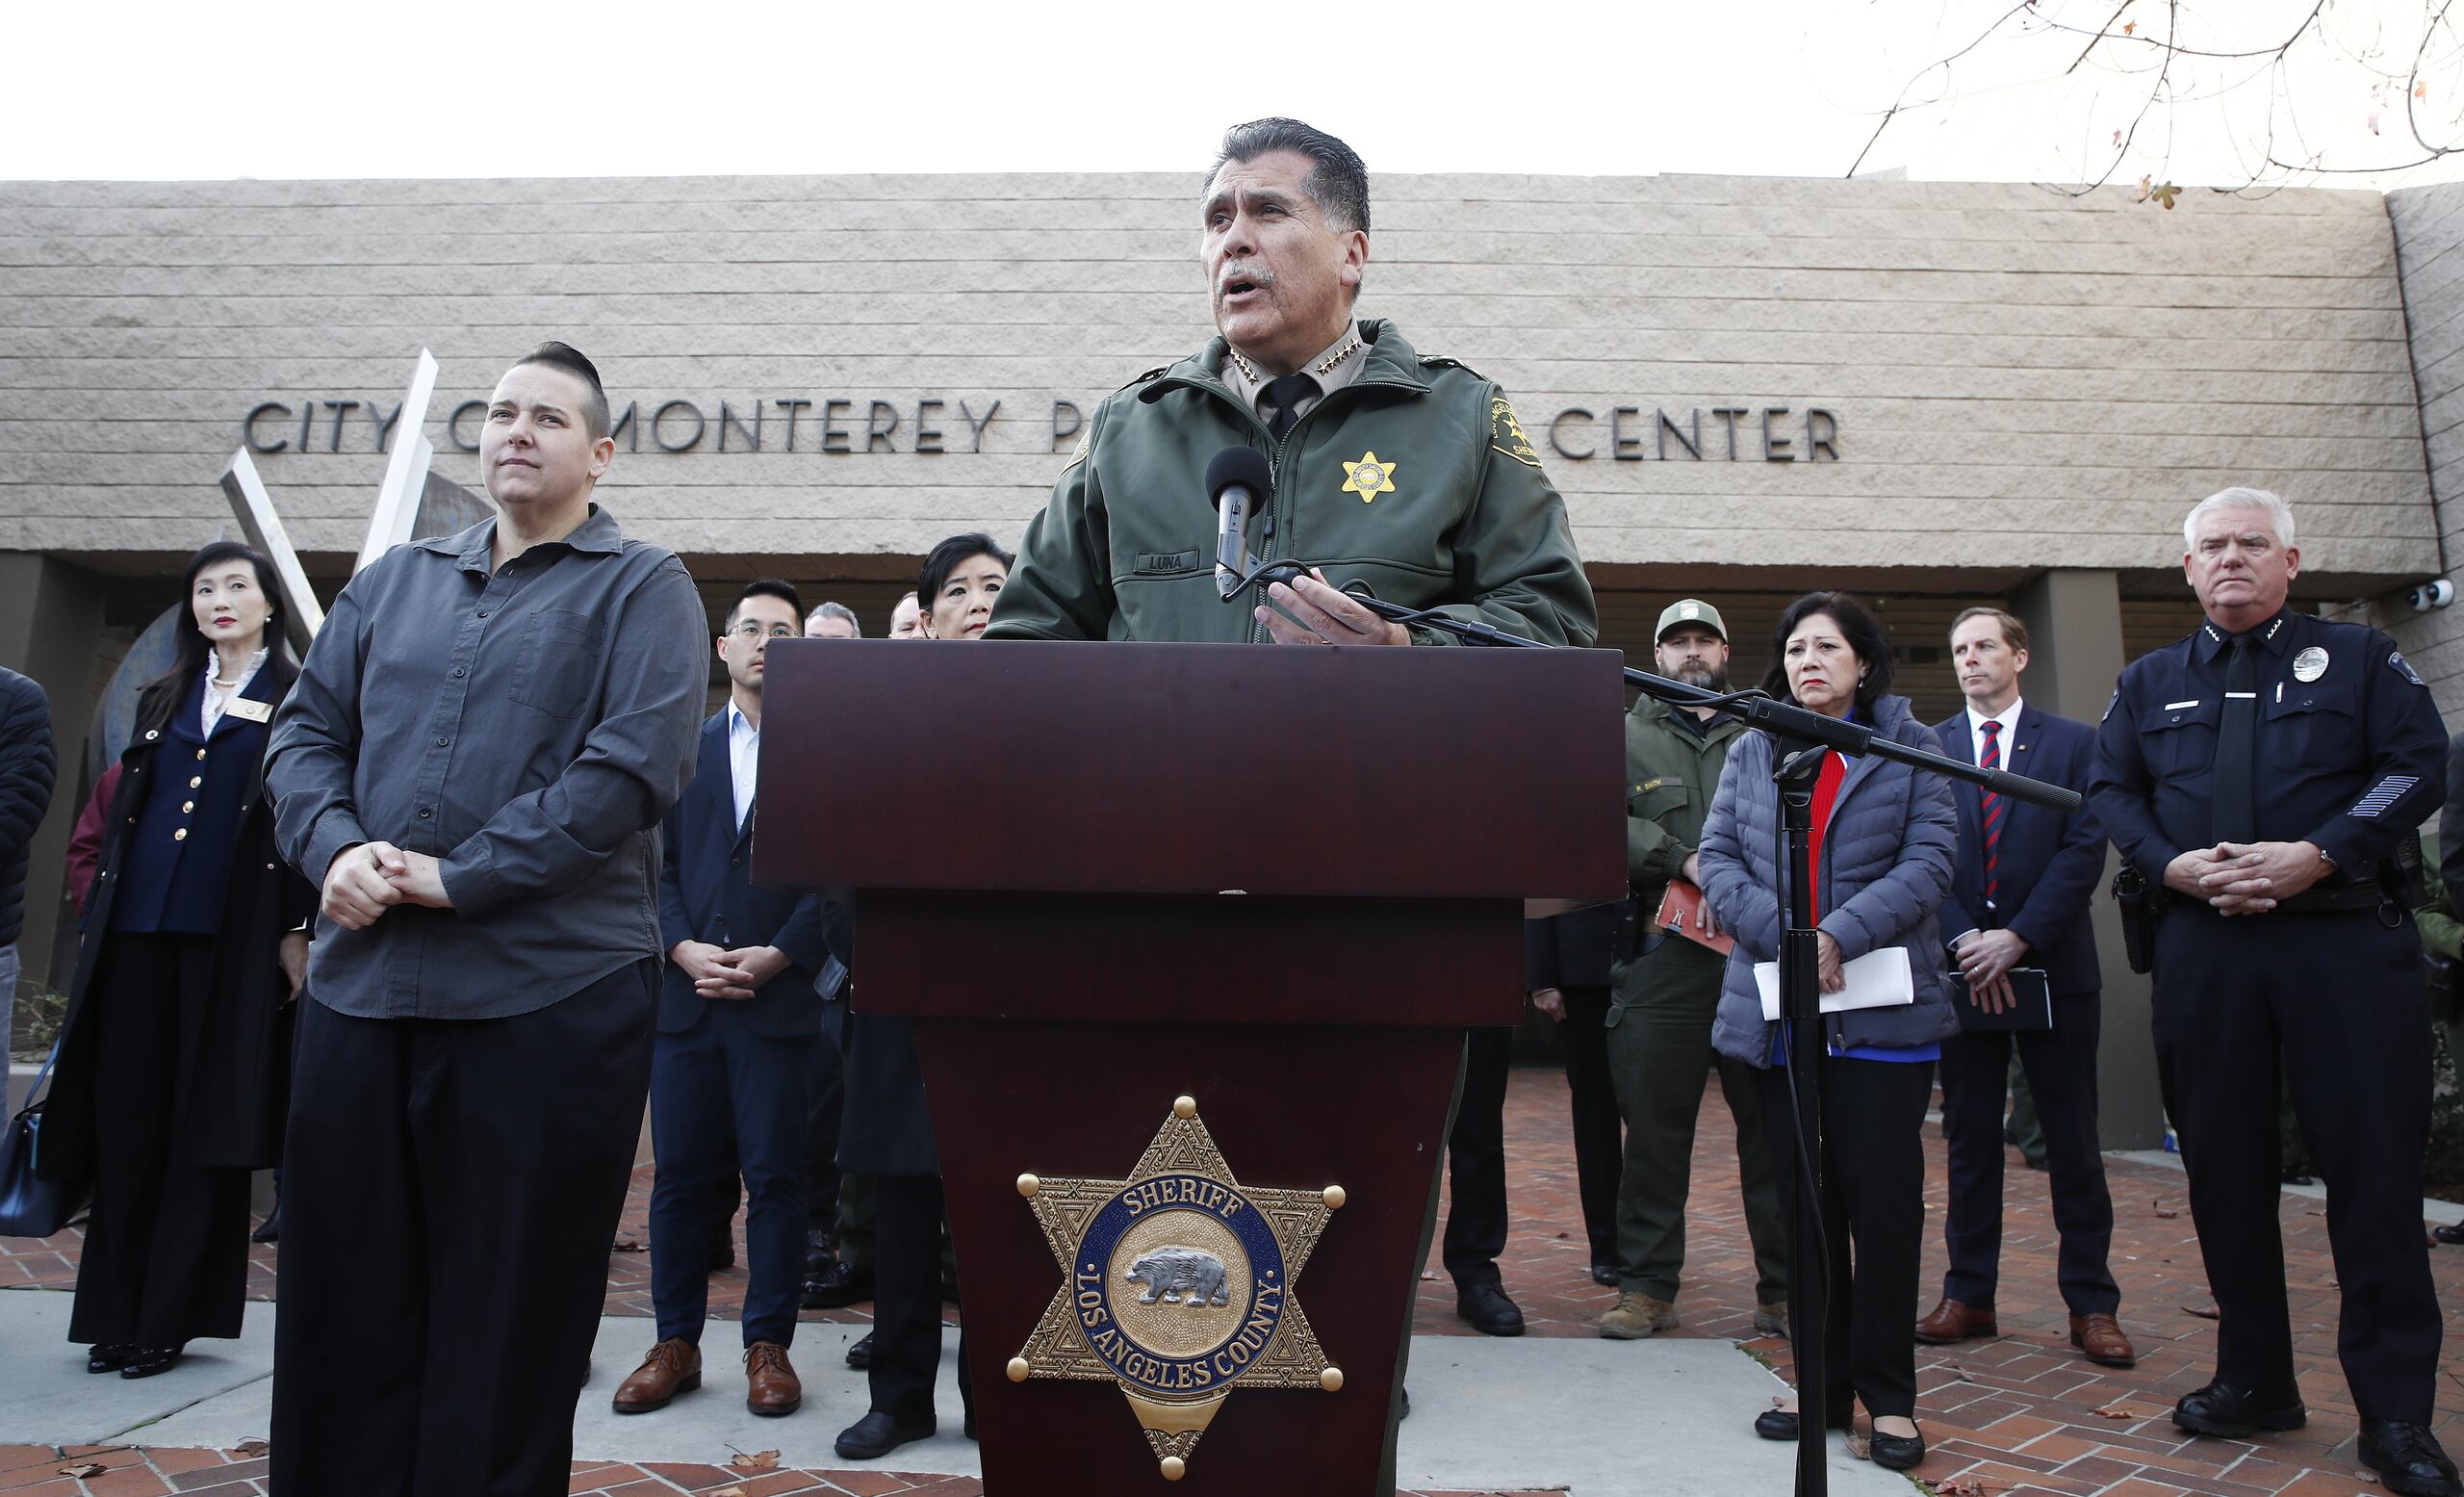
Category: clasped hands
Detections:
[
  {"x1": 669, "y1": 941, "x2": 789, "y2": 1001},
  {"x1": 320, "y1": 839, "x2": 451, "y2": 930},
  {"x1": 2164, "y1": 839, "x2": 2329, "y2": 916},
  {"x1": 1950, "y1": 929, "x2": 2029, "y2": 1013}
]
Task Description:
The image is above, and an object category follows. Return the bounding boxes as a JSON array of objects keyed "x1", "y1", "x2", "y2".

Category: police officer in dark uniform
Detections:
[{"x1": 2088, "y1": 487, "x2": 2455, "y2": 1497}]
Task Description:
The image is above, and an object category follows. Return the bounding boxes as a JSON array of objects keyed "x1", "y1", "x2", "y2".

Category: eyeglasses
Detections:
[{"x1": 729, "y1": 623, "x2": 798, "y2": 641}]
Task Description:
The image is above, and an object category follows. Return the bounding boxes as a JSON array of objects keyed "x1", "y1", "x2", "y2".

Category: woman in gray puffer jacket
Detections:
[{"x1": 1696, "y1": 592, "x2": 1958, "y2": 1472}]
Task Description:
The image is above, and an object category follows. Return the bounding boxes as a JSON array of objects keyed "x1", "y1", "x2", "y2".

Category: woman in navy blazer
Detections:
[{"x1": 41, "y1": 541, "x2": 313, "y2": 1381}]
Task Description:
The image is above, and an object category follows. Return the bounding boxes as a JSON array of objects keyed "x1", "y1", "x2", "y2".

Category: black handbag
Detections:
[{"x1": 0, "y1": 1040, "x2": 81, "y2": 1239}]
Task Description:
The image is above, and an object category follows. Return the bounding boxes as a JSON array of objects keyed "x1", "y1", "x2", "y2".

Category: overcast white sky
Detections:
[{"x1": 7, "y1": 0, "x2": 2462, "y2": 193}]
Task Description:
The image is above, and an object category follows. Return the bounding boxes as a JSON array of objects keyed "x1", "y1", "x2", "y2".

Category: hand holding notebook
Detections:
[{"x1": 1654, "y1": 878, "x2": 1736, "y2": 957}]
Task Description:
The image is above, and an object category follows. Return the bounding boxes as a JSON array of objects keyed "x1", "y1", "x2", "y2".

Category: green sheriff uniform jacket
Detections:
[
  {"x1": 985, "y1": 319, "x2": 1597, "y2": 647},
  {"x1": 1623, "y1": 692, "x2": 1746, "y2": 917}
]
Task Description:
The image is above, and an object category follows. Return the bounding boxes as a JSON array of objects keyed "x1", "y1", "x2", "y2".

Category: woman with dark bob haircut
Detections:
[
  {"x1": 1694, "y1": 590, "x2": 1959, "y2": 1470},
  {"x1": 40, "y1": 540, "x2": 316, "y2": 1380}
]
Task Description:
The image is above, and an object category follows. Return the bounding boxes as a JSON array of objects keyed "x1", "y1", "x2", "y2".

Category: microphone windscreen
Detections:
[{"x1": 1205, "y1": 446, "x2": 1274, "y2": 511}]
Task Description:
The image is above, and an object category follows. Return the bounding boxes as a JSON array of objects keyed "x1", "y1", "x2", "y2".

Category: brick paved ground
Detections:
[{"x1": 8, "y1": 1065, "x2": 2464, "y2": 1494}]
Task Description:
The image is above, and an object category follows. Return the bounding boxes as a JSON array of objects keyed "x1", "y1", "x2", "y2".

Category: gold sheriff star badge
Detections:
[
  {"x1": 1008, "y1": 1096, "x2": 1346, "y2": 1482},
  {"x1": 1340, "y1": 452, "x2": 1398, "y2": 503}
]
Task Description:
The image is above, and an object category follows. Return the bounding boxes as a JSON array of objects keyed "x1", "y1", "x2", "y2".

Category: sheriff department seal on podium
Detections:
[{"x1": 1009, "y1": 1097, "x2": 1347, "y2": 1480}]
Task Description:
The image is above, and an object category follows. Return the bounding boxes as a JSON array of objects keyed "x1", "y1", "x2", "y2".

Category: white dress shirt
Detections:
[
  {"x1": 201, "y1": 647, "x2": 270, "y2": 736},
  {"x1": 728, "y1": 702, "x2": 759, "y2": 834},
  {"x1": 1951, "y1": 695, "x2": 2023, "y2": 943}
]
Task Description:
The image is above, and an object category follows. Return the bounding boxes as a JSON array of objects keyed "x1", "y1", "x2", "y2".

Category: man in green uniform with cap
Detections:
[
  {"x1": 1597, "y1": 600, "x2": 1791, "y2": 1341},
  {"x1": 986, "y1": 116, "x2": 1594, "y2": 650}
]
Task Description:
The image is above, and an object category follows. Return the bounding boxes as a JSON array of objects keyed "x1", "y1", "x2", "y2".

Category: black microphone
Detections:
[{"x1": 1207, "y1": 447, "x2": 1272, "y2": 598}]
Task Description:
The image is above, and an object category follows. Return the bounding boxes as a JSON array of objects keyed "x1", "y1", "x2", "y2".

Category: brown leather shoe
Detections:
[
  {"x1": 2069, "y1": 1312, "x2": 2138, "y2": 1367},
  {"x1": 611, "y1": 1338, "x2": 701, "y2": 1413},
  {"x1": 744, "y1": 1340, "x2": 802, "y2": 1416},
  {"x1": 1913, "y1": 1297, "x2": 1997, "y2": 1345}
]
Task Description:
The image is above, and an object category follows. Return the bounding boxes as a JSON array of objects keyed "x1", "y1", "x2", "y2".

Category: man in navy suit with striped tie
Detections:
[{"x1": 1914, "y1": 607, "x2": 2135, "y2": 1367}]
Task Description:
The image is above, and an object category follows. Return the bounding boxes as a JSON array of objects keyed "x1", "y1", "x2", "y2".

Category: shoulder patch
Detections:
[
  {"x1": 1490, "y1": 396, "x2": 1542, "y2": 469},
  {"x1": 2391, "y1": 648, "x2": 2427, "y2": 686}
]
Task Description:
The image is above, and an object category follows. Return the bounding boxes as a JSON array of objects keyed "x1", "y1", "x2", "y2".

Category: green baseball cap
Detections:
[{"x1": 1655, "y1": 599, "x2": 1727, "y2": 642}]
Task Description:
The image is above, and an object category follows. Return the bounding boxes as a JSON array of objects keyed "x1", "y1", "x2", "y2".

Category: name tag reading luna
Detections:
[{"x1": 224, "y1": 698, "x2": 272, "y2": 724}]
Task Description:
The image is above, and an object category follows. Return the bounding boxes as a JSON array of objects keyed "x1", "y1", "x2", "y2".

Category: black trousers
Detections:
[
  {"x1": 1758, "y1": 1054, "x2": 1931, "y2": 1422},
  {"x1": 1558, "y1": 985, "x2": 1623, "y2": 1267},
  {"x1": 2154, "y1": 907, "x2": 2442, "y2": 1421},
  {"x1": 1937, "y1": 990, "x2": 2118, "y2": 1315},
  {"x1": 68, "y1": 933, "x2": 251, "y2": 1348},
  {"x1": 270, "y1": 962, "x2": 656, "y2": 1497},
  {"x1": 806, "y1": 1014, "x2": 845, "y2": 1235},
  {"x1": 867, "y1": 1174, "x2": 971, "y2": 1424},
  {"x1": 1440, "y1": 1025, "x2": 1515, "y2": 1289}
]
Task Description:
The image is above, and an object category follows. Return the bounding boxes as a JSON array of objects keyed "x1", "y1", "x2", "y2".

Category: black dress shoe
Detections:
[
  {"x1": 846, "y1": 1330, "x2": 874, "y2": 1369},
  {"x1": 121, "y1": 1345, "x2": 183, "y2": 1380},
  {"x1": 87, "y1": 1343, "x2": 134, "y2": 1374},
  {"x1": 835, "y1": 1408, "x2": 935, "y2": 1460},
  {"x1": 2362, "y1": 1419, "x2": 2464, "y2": 1497},
  {"x1": 2434, "y1": 1221, "x2": 2464, "y2": 1246},
  {"x1": 1753, "y1": 1408, "x2": 1852, "y2": 1441},
  {"x1": 1589, "y1": 1262, "x2": 1619, "y2": 1287},
  {"x1": 1869, "y1": 1428, "x2": 1926, "y2": 1470},
  {"x1": 249, "y1": 1205, "x2": 282, "y2": 1244},
  {"x1": 2172, "y1": 1379, "x2": 2306, "y2": 1438},
  {"x1": 802, "y1": 1258, "x2": 871, "y2": 1309},
  {"x1": 1455, "y1": 1282, "x2": 1526, "y2": 1337},
  {"x1": 804, "y1": 1227, "x2": 834, "y2": 1278}
]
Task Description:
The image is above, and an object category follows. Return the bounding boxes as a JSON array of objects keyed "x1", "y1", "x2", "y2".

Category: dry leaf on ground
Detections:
[
  {"x1": 2152, "y1": 1198, "x2": 2179, "y2": 1219},
  {"x1": 2092, "y1": 1400, "x2": 2163, "y2": 1419},
  {"x1": 728, "y1": 1449, "x2": 783, "y2": 1471},
  {"x1": 2183, "y1": 1303, "x2": 2220, "y2": 1319},
  {"x1": 58, "y1": 1462, "x2": 107, "y2": 1479},
  {"x1": 227, "y1": 1439, "x2": 269, "y2": 1458},
  {"x1": 610, "y1": 1237, "x2": 647, "y2": 1253},
  {"x1": 1938, "y1": 1476, "x2": 2001, "y2": 1496},
  {"x1": 714, "y1": 1489, "x2": 747, "y2": 1496}
]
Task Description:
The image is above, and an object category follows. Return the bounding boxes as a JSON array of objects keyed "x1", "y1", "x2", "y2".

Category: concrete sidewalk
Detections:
[{"x1": 0, "y1": 1288, "x2": 1907, "y2": 1496}]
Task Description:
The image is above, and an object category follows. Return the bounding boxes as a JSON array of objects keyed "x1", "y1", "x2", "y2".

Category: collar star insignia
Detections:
[
  {"x1": 1008, "y1": 1096, "x2": 1346, "y2": 1481},
  {"x1": 1341, "y1": 452, "x2": 1398, "y2": 503}
]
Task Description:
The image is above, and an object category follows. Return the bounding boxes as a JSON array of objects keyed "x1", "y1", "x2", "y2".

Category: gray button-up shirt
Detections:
[{"x1": 267, "y1": 505, "x2": 707, "y2": 1020}]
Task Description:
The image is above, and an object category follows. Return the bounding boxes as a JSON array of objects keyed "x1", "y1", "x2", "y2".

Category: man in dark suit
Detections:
[
  {"x1": 1915, "y1": 607, "x2": 2135, "y2": 1366},
  {"x1": 612, "y1": 580, "x2": 834, "y2": 1418}
]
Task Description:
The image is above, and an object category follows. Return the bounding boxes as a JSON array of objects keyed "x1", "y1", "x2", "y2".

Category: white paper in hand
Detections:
[{"x1": 1755, "y1": 945, "x2": 1916, "y2": 1021}]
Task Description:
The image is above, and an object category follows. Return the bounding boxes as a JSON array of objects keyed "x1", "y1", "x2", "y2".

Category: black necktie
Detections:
[
  {"x1": 1263, "y1": 374, "x2": 1318, "y2": 443},
  {"x1": 2211, "y1": 632, "x2": 2259, "y2": 844}
]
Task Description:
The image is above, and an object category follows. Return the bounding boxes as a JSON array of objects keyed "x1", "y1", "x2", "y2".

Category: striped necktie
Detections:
[{"x1": 1979, "y1": 719, "x2": 2005, "y2": 913}]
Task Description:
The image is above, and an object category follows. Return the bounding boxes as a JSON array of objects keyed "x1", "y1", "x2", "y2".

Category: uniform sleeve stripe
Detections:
[{"x1": 2348, "y1": 774, "x2": 2421, "y2": 818}]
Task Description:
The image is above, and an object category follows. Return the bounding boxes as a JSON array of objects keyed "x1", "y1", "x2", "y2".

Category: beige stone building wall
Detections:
[
  {"x1": 0, "y1": 171, "x2": 2438, "y2": 602},
  {"x1": 2376, "y1": 182, "x2": 2464, "y2": 729}
]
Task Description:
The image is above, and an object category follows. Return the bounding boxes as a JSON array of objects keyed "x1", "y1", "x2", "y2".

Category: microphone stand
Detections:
[{"x1": 1261, "y1": 578, "x2": 2080, "y2": 1497}]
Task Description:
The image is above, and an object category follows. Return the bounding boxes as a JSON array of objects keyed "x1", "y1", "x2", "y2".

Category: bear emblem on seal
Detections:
[{"x1": 1123, "y1": 1246, "x2": 1231, "y2": 1307}]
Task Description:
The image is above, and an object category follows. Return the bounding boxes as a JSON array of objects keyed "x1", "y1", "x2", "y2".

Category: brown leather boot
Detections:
[
  {"x1": 1912, "y1": 1298, "x2": 1997, "y2": 1345},
  {"x1": 2069, "y1": 1312, "x2": 2138, "y2": 1367},
  {"x1": 611, "y1": 1338, "x2": 701, "y2": 1413},
  {"x1": 744, "y1": 1340, "x2": 803, "y2": 1416}
]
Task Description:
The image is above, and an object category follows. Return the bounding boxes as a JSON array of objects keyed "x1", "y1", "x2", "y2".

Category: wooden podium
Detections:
[{"x1": 757, "y1": 640, "x2": 1624, "y2": 1495}]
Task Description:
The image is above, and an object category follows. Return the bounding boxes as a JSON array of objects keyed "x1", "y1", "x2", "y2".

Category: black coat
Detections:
[
  {"x1": 41, "y1": 658, "x2": 316, "y2": 1178},
  {"x1": 0, "y1": 667, "x2": 57, "y2": 947},
  {"x1": 823, "y1": 903, "x2": 941, "y2": 1178}
]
